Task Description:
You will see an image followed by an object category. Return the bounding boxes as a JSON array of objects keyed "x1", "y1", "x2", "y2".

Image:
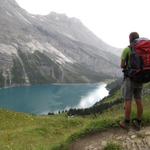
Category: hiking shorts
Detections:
[{"x1": 122, "y1": 77, "x2": 143, "y2": 101}]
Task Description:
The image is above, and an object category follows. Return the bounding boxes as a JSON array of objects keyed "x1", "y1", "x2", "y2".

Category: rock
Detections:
[
  {"x1": 145, "y1": 136, "x2": 150, "y2": 146},
  {"x1": 128, "y1": 131, "x2": 134, "y2": 136},
  {"x1": 116, "y1": 136, "x2": 123, "y2": 140},
  {"x1": 136, "y1": 132, "x2": 145, "y2": 138},
  {"x1": 126, "y1": 137, "x2": 131, "y2": 141},
  {"x1": 85, "y1": 145, "x2": 95, "y2": 150},
  {"x1": 101, "y1": 140, "x2": 107, "y2": 147},
  {"x1": 145, "y1": 131, "x2": 150, "y2": 136},
  {"x1": 71, "y1": 127, "x2": 150, "y2": 150},
  {"x1": 131, "y1": 135, "x2": 137, "y2": 139}
]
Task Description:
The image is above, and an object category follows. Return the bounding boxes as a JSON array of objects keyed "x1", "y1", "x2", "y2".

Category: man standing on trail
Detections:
[{"x1": 119, "y1": 32, "x2": 143, "y2": 130}]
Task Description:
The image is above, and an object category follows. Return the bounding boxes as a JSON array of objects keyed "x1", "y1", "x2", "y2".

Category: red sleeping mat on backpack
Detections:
[
  {"x1": 128, "y1": 38, "x2": 150, "y2": 83},
  {"x1": 134, "y1": 39, "x2": 150, "y2": 68}
]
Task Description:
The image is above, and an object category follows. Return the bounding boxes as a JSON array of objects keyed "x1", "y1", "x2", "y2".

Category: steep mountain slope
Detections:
[{"x1": 0, "y1": 0, "x2": 121, "y2": 87}]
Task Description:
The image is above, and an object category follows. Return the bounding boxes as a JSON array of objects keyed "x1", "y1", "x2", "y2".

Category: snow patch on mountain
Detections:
[
  {"x1": 44, "y1": 43, "x2": 74, "y2": 64},
  {"x1": 0, "y1": 44, "x2": 17, "y2": 55},
  {"x1": 26, "y1": 40, "x2": 45, "y2": 53},
  {"x1": 26, "y1": 40, "x2": 74, "y2": 64}
]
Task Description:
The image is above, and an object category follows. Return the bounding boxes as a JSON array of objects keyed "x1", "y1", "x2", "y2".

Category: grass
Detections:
[
  {"x1": 0, "y1": 111, "x2": 91, "y2": 149},
  {"x1": 0, "y1": 83, "x2": 149, "y2": 150},
  {"x1": 103, "y1": 142, "x2": 122, "y2": 150}
]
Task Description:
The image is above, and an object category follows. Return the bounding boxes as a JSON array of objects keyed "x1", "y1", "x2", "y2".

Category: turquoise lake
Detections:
[{"x1": 0, "y1": 83, "x2": 109, "y2": 114}]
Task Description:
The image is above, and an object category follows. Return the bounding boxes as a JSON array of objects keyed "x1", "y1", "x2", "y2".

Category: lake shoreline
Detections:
[{"x1": 0, "y1": 83, "x2": 109, "y2": 115}]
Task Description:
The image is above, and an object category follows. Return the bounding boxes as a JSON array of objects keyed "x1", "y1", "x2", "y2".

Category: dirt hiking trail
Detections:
[{"x1": 70, "y1": 126, "x2": 150, "y2": 150}]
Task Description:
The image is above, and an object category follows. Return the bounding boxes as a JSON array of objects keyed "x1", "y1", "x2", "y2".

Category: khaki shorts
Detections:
[{"x1": 122, "y1": 78, "x2": 143, "y2": 101}]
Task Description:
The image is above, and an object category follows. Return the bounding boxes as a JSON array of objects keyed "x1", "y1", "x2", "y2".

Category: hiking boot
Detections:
[
  {"x1": 119, "y1": 119, "x2": 130, "y2": 130},
  {"x1": 132, "y1": 118, "x2": 142, "y2": 131}
]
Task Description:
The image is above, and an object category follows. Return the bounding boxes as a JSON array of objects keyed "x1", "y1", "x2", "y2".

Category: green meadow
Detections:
[{"x1": 0, "y1": 83, "x2": 149, "y2": 150}]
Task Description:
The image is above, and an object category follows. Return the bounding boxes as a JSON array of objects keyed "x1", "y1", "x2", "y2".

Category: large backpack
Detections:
[{"x1": 127, "y1": 38, "x2": 150, "y2": 83}]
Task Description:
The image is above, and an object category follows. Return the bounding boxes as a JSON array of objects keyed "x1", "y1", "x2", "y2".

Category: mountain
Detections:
[{"x1": 0, "y1": 0, "x2": 121, "y2": 87}]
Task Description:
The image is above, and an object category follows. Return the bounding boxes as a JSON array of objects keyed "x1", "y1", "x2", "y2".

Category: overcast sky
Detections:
[{"x1": 15, "y1": 0, "x2": 150, "y2": 48}]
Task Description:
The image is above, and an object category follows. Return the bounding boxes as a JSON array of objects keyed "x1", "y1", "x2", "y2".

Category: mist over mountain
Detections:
[{"x1": 0, "y1": 0, "x2": 121, "y2": 87}]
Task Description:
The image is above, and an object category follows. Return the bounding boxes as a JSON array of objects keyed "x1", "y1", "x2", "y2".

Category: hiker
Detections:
[{"x1": 119, "y1": 32, "x2": 143, "y2": 130}]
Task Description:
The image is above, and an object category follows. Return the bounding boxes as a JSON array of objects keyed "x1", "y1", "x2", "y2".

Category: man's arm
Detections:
[
  {"x1": 121, "y1": 59, "x2": 126, "y2": 69},
  {"x1": 121, "y1": 47, "x2": 129, "y2": 69}
]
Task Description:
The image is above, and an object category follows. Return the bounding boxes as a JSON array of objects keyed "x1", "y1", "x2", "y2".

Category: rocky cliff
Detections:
[{"x1": 0, "y1": 0, "x2": 121, "y2": 87}]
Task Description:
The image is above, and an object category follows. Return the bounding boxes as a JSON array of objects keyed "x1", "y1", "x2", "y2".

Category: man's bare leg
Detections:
[
  {"x1": 135, "y1": 99, "x2": 143, "y2": 120},
  {"x1": 125, "y1": 100, "x2": 132, "y2": 120}
]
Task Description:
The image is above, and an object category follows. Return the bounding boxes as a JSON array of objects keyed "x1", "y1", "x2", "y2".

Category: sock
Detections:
[
  {"x1": 125, "y1": 119, "x2": 130, "y2": 123},
  {"x1": 137, "y1": 119, "x2": 141, "y2": 124}
]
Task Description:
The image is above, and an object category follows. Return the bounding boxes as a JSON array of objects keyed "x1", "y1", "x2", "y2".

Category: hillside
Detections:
[
  {"x1": 71, "y1": 127, "x2": 150, "y2": 150},
  {"x1": 0, "y1": 0, "x2": 122, "y2": 88},
  {"x1": 0, "y1": 82, "x2": 149, "y2": 150}
]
